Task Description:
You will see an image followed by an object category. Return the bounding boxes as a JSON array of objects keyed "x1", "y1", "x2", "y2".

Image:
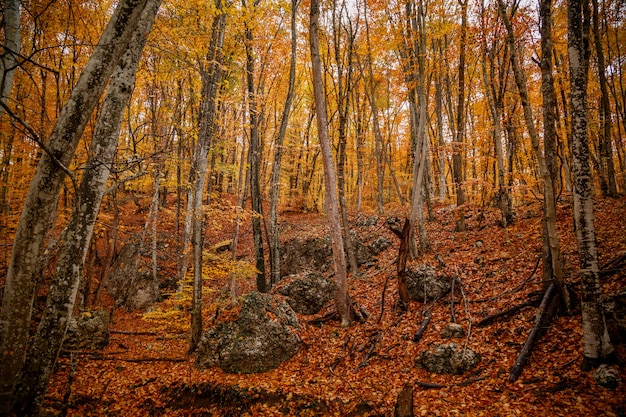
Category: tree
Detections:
[
  {"x1": 331, "y1": 0, "x2": 359, "y2": 275},
  {"x1": 0, "y1": 0, "x2": 20, "y2": 120},
  {"x1": 568, "y1": 0, "x2": 613, "y2": 368},
  {"x1": 243, "y1": 0, "x2": 267, "y2": 293},
  {"x1": 479, "y1": 0, "x2": 512, "y2": 227},
  {"x1": 189, "y1": 0, "x2": 227, "y2": 351},
  {"x1": 0, "y1": 0, "x2": 150, "y2": 410},
  {"x1": 591, "y1": 0, "x2": 618, "y2": 196},
  {"x1": 268, "y1": 0, "x2": 299, "y2": 287},
  {"x1": 10, "y1": 7, "x2": 161, "y2": 413},
  {"x1": 497, "y1": 0, "x2": 569, "y2": 309},
  {"x1": 310, "y1": 0, "x2": 350, "y2": 327},
  {"x1": 453, "y1": 0, "x2": 468, "y2": 233}
]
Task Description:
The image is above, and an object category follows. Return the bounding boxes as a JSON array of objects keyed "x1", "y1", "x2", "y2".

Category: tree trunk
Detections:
[
  {"x1": 310, "y1": 0, "x2": 351, "y2": 327},
  {"x1": 453, "y1": 0, "x2": 468, "y2": 232},
  {"x1": 498, "y1": 0, "x2": 569, "y2": 310},
  {"x1": 363, "y1": 0, "x2": 386, "y2": 214},
  {"x1": 243, "y1": 0, "x2": 267, "y2": 293},
  {"x1": 268, "y1": 0, "x2": 298, "y2": 287},
  {"x1": 332, "y1": 0, "x2": 359, "y2": 276},
  {"x1": 0, "y1": 0, "x2": 149, "y2": 410},
  {"x1": 0, "y1": 0, "x2": 20, "y2": 120},
  {"x1": 189, "y1": 0, "x2": 227, "y2": 352},
  {"x1": 592, "y1": 0, "x2": 618, "y2": 196},
  {"x1": 568, "y1": 0, "x2": 613, "y2": 367},
  {"x1": 479, "y1": 4, "x2": 512, "y2": 227},
  {"x1": 9, "y1": 2, "x2": 160, "y2": 413}
]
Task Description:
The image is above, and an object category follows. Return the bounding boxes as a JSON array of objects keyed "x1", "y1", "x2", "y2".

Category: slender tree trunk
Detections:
[
  {"x1": 363, "y1": 0, "x2": 385, "y2": 214},
  {"x1": 0, "y1": 0, "x2": 149, "y2": 409},
  {"x1": 310, "y1": 0, "x2": 351, "y2": 327},
  {"x1": 453, "y1": 0, "x2": 468, "y2": 232},
  {"x1": 268, "y1": 0, "x2": 298, "y2": 286},
  {"x1": 479, "y1": 2, "x2": 511, "y2": 226},
  {"x1": 498, "y1": 0, "x2": 569, "y2": 310},
  {"x1": 9, "y1": 2, "x2": 160, "y2": 413},
  {"x1": 331, "y1": 0, "x2": 359, "y2": 275},
  {"x1": 435, "y1": 73, "x2": 446, "y2": 203},
  {"x1": 189, "y1": 0, "x2": 226, "y2": 352},
  {"x1": 568, "y1": 0, "x2": 613, "y2": 368},
  {"x1": 592, "y1": 0, "x2": 618, "y2": 196},
  {"x1": 243, "y1": 0, "x2": 267, "y2": 293},
  {"x1": 0, "y1": 0, "x2": 20, "y2": 120}
]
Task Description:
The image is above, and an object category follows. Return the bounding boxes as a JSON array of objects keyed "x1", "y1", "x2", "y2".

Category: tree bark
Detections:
[
  {"x1": 310, "y1": 0, "x2": 351, "y2": 327},
  {"x1": 0, "y1": 0, "x2": 149, "y2": 410},
  {"x1": 243, "y1": 0, "x2": 267, "y2": 293},
  {"x1": 332, "y1": 0, "x2": 359, "y2": 275},
  {"x1": 0, "y1": 0, "x2": 20, "y2": 120},
  {"x1": 453, "y1": 0, "x2": 468, "y2": 232},
  {"x1": 189, "y1": 0, "x2": 227, "y2": 352},
  {"x1": 498, "y1": 0, "x2": 569, "y2": 310},
  {"x1": 568, "y1": 0, "x2": 613, "y2": 367},
  {"x1": 8, "y1": 1, "x2": 160, "y2": 414},
  {"x1": 268, "y1": 0, "x2": 298, "y2": 287},
  {"x1": 591, "y1": 0, "x2": 618, "y2": 196}
]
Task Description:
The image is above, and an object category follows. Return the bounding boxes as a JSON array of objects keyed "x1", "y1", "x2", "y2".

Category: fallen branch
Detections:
[
  {"x1": 509, "y1": 283, "x2": 556, "y2": 382},
  {"x1": 471, "y1": 255, "x2": 541, "y2": 303},
  {"x1": 450, "y1": 277, "x2": 457, "y2": 323},
  {"x1": 355, "y1": 331, "x2": 382, "y2": 371},
  {"x1": 476, "y1": 296, "x2": 541, "y2": 327},
  {"x1": 110, "y1": 329, "x2": 158, "y2": 336},
  {"x1": 600, "y1": 251, "x2": 626, "y2": 278},
  {"x1": 456, "y1": 376, "x2": 487, "y2": 387},
  {"x1": 414, "y1": 381, "x2": 446, "y2": 389},
  {"x1": 412, "y1": 310, "x2": 432, "y2": 343},
  {"x1": 88, "y1": 356, "x2": 187, "y2": 363}
]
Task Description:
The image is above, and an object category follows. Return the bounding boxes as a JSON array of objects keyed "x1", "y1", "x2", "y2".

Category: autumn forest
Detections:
[{"x1": 0, "y1": 0, "x2": 625, "y2": 415}]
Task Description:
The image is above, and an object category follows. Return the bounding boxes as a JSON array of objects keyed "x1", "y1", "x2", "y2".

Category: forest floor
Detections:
[{"x1": 8, "y1": 196, "x2": 626, "y2": 416}]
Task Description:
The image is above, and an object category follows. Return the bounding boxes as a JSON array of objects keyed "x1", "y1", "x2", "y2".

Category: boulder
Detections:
[
  {"x1": 369, "y1": 236, "x2": 391, "y2": 256},
  {"x1": 406, "y1": 265, "x2": 452, "y2": 302},
  {"x1": 356, "y1": 213, "x2": 380, "y2": 227},
  {"x1": 273, "y1": 271, "x2": 335, "y2": 315},
  {"x1": 106, "y1": 241, "x2": 160, "y2": 311},
  {"x1": 280, "y1": 234, "x2": 370, "y2": 278},
  {"x1": 280, "y1": 236, "x2": 332, "y2": 278},
  {"x1": 441, "y1": 323, "x2": 465, "y2": 339},
  {"x1": 592, "y1": 364, "x2": 621, "y2": 390},
  {"x1": 125, "y1": 271, "x2": 160, "y2": 311},
  {"x1": 414, "y1": 343, "x2": 480, "y2": 375},
  {"x1": 350, "y1": 230, "x2": 371, "y2": 266},
  {"x1": 63, "y1": 310, "x2": 109, "y2": 350},
  {"x1": 196, "y1": 292, "x2": 300, "y2": 373}
]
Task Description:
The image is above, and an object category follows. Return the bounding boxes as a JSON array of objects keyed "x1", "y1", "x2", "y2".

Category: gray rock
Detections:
[
  {"x1": 369, "y1": 236, "x2": 391, "y2": 256},
  {"x1": 274, "y1": 271, "x2": 335, "y2": 315},
  {"x1": 592, "y1": 364, "x2": 620, "y2": 390},
  {"x1": 196, "y1": 292, "x2": 300, "y2": 373},
  {"x1": 414, "y1": 343, "x2": 480, "y2": 375},
  {"x1": 406, "y1": 265, "x2": 452, "y2": 302},
  {"x1": 279, "y1": 236, "x2": 332, "y2": 278},
  {"x1": 279, "y1": 234, "x2": 370, "y2": 278},
  {"x1": 126, "y1": 271, "x2": 160, "y2": 311},
  {"x1": 356, "y1": 214, "x2": 380, "y2": 227},
  {"x1": 106, "y1": 242, "x2": 160, "y2": 311},
  {"x1": 350, "y1": 230, "x2": 371, "y2": 266},
  {"x1": 441, "y1": 323, "x2": 465, "y2": 339},
  {"x1": 63, "y1": 310, "x2": 109, "y2": 350}
]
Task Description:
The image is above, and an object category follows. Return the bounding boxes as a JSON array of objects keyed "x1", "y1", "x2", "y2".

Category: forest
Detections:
[{"x1": 0, "y1": 0, "x2": 625, "y2": 415}]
